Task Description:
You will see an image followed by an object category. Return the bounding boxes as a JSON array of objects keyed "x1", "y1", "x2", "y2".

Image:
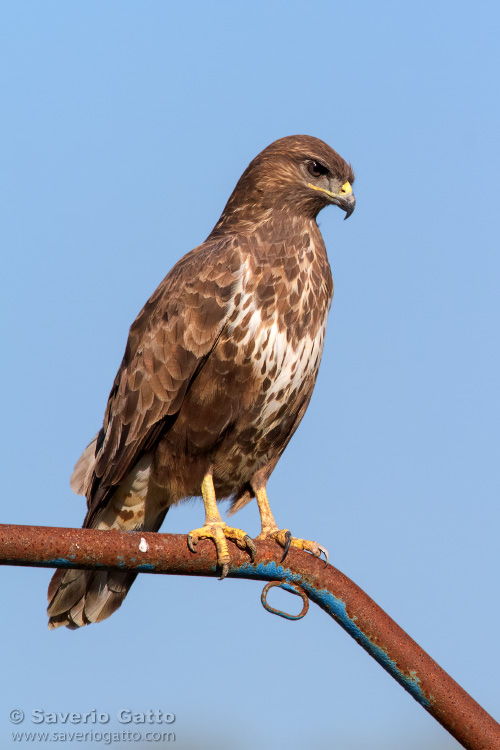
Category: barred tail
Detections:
[
  {"x1": 48, "y1": 448, "x2": 168, "y2": 629},
  {"x1": 47, "y1": 568, "x2": 138, "y2": 630}
]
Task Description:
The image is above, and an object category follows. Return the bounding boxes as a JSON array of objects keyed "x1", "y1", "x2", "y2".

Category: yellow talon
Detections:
[
  {"x1": 254, "y1": 486, "x2": 329, "y2": 565},
  {"x1": 187, "y1": 470, "x2": 256, "y2": 578}
]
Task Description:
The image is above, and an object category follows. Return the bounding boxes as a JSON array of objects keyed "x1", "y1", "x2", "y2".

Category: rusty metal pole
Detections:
[{"x1": 1, "y1": 523, "x2": 499, "y2": 750}]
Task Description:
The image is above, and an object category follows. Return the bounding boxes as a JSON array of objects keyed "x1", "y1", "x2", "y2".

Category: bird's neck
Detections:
[{"x1": 208, "y1": 203, "x2": 321, "y2": 244}]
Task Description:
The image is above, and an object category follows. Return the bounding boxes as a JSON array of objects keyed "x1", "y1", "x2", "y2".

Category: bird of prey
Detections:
[{"x1": 47, "y1": 134, "x2": 355, "y2": 629}]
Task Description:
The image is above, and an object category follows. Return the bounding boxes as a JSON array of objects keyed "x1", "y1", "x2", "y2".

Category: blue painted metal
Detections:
[
  {"x1": 234, "y1": 560, "x2": 430, "y2": 707},
  {"x1": 1, "y1": 523, "x2": 499, "y2": 750}
]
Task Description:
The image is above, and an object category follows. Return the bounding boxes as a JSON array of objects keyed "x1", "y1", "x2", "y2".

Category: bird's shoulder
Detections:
[{"x1": 124, "y1": 236, "x2": 243, "y2": 364}]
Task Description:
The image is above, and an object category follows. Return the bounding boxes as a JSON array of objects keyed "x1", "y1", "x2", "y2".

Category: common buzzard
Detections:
[{"x1": 47, "y1": 135, "x2": 355, "y2": 629}]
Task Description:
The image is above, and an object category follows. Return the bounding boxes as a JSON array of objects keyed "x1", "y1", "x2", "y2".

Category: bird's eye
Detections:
[{"x1": 307, "y1": 161, "x2": 329, "y2": 178}]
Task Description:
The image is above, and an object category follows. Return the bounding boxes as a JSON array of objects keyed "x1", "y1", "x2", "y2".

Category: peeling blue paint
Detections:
[
  {"x1": 40, "y1": 551, "x2": 427, "y2": 709},
  {"x1": 48, "y1": 558, "x2": 73, "y2": 567},
  {"x1": 232, "y1": 560, "x2": 430, "y2": 709},
  {"x1": 45, "y1": 558, "x2": 105, "y2": 569}
]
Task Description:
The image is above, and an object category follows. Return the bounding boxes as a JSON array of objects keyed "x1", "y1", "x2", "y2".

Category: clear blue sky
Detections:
[{"x1": 1, "y1": 2, "x2": 499, "y2": 748}]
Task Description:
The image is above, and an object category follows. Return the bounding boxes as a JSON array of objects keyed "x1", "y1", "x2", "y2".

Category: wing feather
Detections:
[{"x1": 83, "y1": 238, "x2": 240, "y2": 525}]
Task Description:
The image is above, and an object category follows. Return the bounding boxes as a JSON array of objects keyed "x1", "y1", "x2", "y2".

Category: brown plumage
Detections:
[{"x1": 47, "y1": 135, "x2": 355, "y2": 629}]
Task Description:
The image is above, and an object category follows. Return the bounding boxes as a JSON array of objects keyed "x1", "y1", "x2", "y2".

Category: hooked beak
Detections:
[{"x1": 308, "y1": 180, "x2": 356, "y2": 220}]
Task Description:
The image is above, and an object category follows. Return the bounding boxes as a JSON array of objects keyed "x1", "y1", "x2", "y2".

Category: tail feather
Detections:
[
  {"x1": 69, "y1": 435, "x2": 98, "y2": 496},
  {"x1": 47, "y1": 569, "x2": 89, "y2": 617},
  {"x1": 48, "y1": 449, "x2": 169, "y2": 630},
  {"x1": 64, "y1": 598, "x2": 85, "y2": 630},
  {"x1": 47, "y1": 570, "x2": 138, "y2": 629}
]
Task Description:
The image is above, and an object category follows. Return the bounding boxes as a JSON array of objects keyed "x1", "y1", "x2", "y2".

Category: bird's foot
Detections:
[
  {"x1": 257, "y1": 528, "x2": 329, "y2": 565},
  {"x1": 187, "y1": 522, "x2": 256, "y2": 579}
]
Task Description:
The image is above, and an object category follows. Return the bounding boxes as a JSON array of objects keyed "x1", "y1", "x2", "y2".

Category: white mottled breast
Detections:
[
  {"x1": 258, "y1": 323, "x2": 326, "y2": 425},
  {"x1": 227, "y1": 254, "x2": 329, "y2": 426}
]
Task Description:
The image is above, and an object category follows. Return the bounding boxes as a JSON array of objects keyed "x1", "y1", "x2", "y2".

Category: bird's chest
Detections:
[
  {"x1": 254, "y1": 321, "x2": 326, "y2": 426},
  {"x1": 227, "y1": 253, "x2": 331, "y2": 427}
]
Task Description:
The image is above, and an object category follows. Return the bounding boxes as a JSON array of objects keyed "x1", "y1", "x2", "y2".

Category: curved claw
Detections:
[
  {"x1": 318, "y1": 544, "x2": 329, "y2": 567},
  {"x1": 187, "y1": 524, "x2": 254, "y2": 576},
  {"x1": 244, "y1": 535, "x2": 257, "y2": 562},
  {"x1": 280, "y1": 530, "x2": 292, "y2": 562},
  {"x1": 309, "y1": 543, "x2": 329, "y2": 566}
]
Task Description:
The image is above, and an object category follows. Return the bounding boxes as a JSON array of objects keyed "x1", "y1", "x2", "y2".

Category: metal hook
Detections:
[{"x1": 261, "y1": 581, "x2": 309, "y2": 621}]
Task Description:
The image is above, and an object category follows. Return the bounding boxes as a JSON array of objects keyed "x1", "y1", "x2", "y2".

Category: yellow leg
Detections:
[
  {"x1": 255, "y1": 486, "x2": 329, "y2": 564},
  {"x1": 200, "y1": 471, "x2": 220, "y2": 524},
  {"x1": 254, "y1": 487, "x2": 281, "y2": 537},
  {"x1": 187, "y1": 469, "x2": 256, "y2": 578}
]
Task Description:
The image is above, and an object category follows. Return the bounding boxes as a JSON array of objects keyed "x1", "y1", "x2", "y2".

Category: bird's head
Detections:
[{"x1": 215, "y1": 135, "x2": 355, "y2": 232}]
